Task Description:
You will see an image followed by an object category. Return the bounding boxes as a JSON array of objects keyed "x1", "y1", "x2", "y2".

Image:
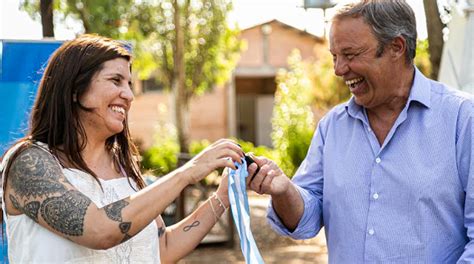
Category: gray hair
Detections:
[{"x1": 333, "y1": 0, "x2": 417, "y2": 64}]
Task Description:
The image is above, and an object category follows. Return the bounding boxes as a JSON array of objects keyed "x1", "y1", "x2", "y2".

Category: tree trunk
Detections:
[
  {"x1": 173, "y1": 0, "x2": 189, "y2": 153},
  {"x1": 40, "y1": 0, "x2": 54, "y2": 37},
  {"x1": 423, "y1": 0, "x2": 444, "y2": 80}
]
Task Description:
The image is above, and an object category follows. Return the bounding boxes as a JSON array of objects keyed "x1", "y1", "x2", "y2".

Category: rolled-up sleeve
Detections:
[{"x1": 266, "y1": 117, "x2": 327, "y2": 239}]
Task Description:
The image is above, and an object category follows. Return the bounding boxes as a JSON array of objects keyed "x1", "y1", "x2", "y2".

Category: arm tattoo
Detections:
[
  {"x1": 10, "y1": 194, "x2": 40, "y2": 223},
  {"x1": 40, "y1": 190, "x2": 91, "y2": 236},
  {"x1": 104, "y1": 200, "x2": 129, "y2": 222},
  {"x1": 8, "y1": 147, "x2": 92, "y2": 236},
  {"x1": 183, "y1": 220, "x2": 200, "y2": 232},
  {"x1": 158, "y1": 226, "x2": 166, "y2": 237},
  {"x1": 9, "y1": 147, "x2": 67, "y2": 198},
  {"x1": 104, "y1": 199, "x2": 133, "y2": 242}
]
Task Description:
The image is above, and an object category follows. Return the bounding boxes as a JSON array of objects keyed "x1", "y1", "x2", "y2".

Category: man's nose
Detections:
[{"x1": 334, "y1": 57, "x2": 349, "y2": 76}]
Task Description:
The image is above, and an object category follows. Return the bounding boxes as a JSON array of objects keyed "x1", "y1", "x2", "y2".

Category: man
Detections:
[{"x1": 247, "y1": 0, "x2": 474, "y2": 263}]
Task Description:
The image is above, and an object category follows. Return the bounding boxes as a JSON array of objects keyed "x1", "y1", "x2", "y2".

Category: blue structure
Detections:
[
  {"x1": 0, "y1": 40, "x2": 62, "y2": 154},
  {"x1": 0, "y1": 39, "x2": 62, "y2": 262}
]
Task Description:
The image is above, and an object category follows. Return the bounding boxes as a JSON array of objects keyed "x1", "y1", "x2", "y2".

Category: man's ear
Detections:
[{"x1": 388, "y1": 36, "x2": 407, "y2": 61}]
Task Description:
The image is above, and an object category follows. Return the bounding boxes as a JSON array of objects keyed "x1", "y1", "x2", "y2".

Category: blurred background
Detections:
[{"x1": 1, "y1": 0, "x2": 473, "y2": 263}]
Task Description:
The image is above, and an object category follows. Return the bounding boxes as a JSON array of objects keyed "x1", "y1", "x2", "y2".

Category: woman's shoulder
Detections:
[{"x1": 2, "y1": 141, "x2": 60, "y2": 176}]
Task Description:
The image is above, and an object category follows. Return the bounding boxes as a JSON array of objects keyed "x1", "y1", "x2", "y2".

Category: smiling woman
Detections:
[
  {"x1": 77, "y1": 58, "x2": 134, "y2": 143},
  {"x1": 0, "y1": 34, "x2": 244, "y2": 263}
]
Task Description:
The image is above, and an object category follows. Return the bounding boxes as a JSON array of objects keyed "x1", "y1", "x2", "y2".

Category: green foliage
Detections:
[
  {"x1": 271, "y1": 50, "x2": 316, "y2": 177},
  {"x1": 142, "y1": 135, "x2": 277, "y2": 177},
  {"x1": 21, "y1": 0, "x2": 242, "y2": 94},
  {"x1": 189, "y1": 139, "x2": 211, "y2": 155},
  {"x1": 130, "y1": 0, "x2": 243, "y2": 100},
  {"x1": 21, "y1": 0, "x2": 133, "y2": 38},
  {"x1": 414, "y1": 39, "x2": 432, "y2": 77},
  {"x1": 140, "y1": 123, "x2": 179, "y2": 176},
  {"x1": 234, "y1": 138, "x2": 277, "y2": 162}
]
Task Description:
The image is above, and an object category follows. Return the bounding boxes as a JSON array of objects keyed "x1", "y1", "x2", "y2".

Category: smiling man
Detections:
[{"x1": 246, "y1": 0, "x2": 474, "y2": 263}]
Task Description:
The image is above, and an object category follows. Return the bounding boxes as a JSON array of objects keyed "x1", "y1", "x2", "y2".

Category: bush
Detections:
[
  {"x1": 141, "y1": 123, "x2": 179, "y2": 176},
  {"x1": 271, "y1": 50, "x2": 316, "y2": 177}
]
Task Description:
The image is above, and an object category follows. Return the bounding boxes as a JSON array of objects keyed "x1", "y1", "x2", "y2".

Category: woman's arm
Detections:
[
  {"x1": 4, "y1": 140, "x2": 241, "y2": 250},
  {"x1": 159, "y1": 174, "x2": 230, "y2": 263}
]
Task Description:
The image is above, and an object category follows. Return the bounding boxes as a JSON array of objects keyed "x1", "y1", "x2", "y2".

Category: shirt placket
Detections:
[
  {"x1": 362, "y1": 121, "x2": 383, "y2": 262},
  {"x1": 361, "y1": 106, "x2": 409, "y2": 262}
]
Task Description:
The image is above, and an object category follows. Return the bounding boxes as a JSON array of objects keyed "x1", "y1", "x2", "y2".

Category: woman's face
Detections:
[{"x1": 77, "y1": 57, "x2": 133, "y2": 140}]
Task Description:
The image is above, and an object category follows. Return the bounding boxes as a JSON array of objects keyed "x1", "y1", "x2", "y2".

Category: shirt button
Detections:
[
  {"x1": 368, "y1": 229, "x2": 375, "y2": 235},
  {"x1": 368, "y1": 127, "x2": 372, "y2": 132},
  {"x1": 375, "y1": 157, "x2": 381, "y2": 163},
  {"x1": 373, "y1": 193, "x2": 379, "y2": 200}
]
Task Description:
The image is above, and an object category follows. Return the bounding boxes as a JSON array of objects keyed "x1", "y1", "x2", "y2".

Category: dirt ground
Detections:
[{"x1": 178, "y1": 194, "x2": 328, "y2": 264}]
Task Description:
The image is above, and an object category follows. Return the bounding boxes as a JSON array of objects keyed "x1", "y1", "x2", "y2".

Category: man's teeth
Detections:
[
  {"x1": 345, "y1": 77, "x2": 364, "y2": 86},
  {"x1": 111, "y1": 106, "x2": 125, "y2": 115}
]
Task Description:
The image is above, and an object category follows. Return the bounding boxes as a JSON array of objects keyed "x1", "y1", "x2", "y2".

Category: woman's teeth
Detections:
[{"x1": 111, "y1": 106, "x2": 125, "y2": 115}]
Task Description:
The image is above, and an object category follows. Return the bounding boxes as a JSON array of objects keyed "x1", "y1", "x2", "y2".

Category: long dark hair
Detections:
[{"x1": 2, "y1": 34, "x2": 145, "y2": 190}]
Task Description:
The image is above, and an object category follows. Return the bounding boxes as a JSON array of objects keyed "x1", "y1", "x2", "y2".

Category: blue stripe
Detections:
[{"x1": 228, "y1": 158, "x2": 264, "y2": 264}]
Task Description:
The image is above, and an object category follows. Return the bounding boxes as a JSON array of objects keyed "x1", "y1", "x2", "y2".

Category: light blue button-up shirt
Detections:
[{"x1": 267, "y1": 67, "x2": 474, "y2": 263}]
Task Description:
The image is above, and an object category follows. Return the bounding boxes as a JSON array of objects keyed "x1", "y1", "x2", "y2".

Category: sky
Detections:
[{"x1": 0, "y1": 0, "x2": 428, "y2": 40}]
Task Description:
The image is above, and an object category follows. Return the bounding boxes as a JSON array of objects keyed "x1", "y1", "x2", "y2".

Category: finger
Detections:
[
  {"x1": 222, "y1": 158, "x2": 237, "y2": 170},
  {"x1": 249, "y1": 164, "x2": 270, "y2": 192},
  {"x1": 249, "y1": 153, "x2": 271, "y2": 167},
  {"x1": 215, "y1": 140, "x2": 243, "y2": 153},
  {"x1": 247, "y1": 163, "x2": 259, "y2": 179},
  {"x1": 246, "y1": 163, "x2": 258, "y2": 186},
  {"x1": 260, "y1": 170, "x2": 275, "y2": 194},
  {"x1": 217, "y1": 149, "x2": 243, "y2": 164},
  {"x1": 215, "y1": 143, "x2": 244, "y2": 162}
]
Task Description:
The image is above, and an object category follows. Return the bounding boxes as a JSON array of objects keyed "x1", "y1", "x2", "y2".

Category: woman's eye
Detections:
[{"x1": 111, "y1": 78, "x2": 120, "y2": 85}]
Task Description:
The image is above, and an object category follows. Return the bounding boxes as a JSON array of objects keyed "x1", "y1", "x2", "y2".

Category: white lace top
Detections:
[{"x1": 1, "y1": 143, "x2": 160, "y2": 264}]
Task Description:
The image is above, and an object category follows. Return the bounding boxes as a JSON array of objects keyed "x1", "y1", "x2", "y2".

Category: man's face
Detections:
[{"x1": 329, "y1": 17, "x2": 397, "y2": 109}]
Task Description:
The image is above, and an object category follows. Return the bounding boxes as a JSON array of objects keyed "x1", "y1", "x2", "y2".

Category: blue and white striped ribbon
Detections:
[{"x1": 228, "y1": 158, "x2": 265, "y2": 264}]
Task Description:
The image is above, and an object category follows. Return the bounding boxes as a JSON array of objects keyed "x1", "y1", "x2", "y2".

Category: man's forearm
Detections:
[{"x1": 271, "y1": 183, "x2": 304, "y2": 231}]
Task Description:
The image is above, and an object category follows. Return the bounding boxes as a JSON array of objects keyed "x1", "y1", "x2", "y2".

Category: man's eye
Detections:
[{"x1": 345, "y1": 54, "x2": 354, "y2": 60}]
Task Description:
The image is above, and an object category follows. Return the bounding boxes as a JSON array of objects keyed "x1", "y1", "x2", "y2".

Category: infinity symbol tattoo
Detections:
[{"x1": 183, "y1": 220, "x2": 200, "y2": 232}]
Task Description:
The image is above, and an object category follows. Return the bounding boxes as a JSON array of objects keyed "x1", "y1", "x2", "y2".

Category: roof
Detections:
[{"x1": 241, "y1": 19, "x2": 324, "y2": 43}]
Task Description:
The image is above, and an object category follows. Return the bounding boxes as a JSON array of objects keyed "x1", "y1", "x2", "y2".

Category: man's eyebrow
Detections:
[{"x1": 341, "y1": 47, "x2": 356, "y2": 52}]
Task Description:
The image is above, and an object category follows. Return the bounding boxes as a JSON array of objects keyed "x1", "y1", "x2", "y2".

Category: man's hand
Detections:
[{"x1": 246, "y1": 155, "x2": 291, "y2": 196}]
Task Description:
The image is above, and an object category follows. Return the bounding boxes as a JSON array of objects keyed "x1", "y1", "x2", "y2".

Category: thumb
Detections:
[{"x1": 248, "y1": 153, "x2": 266, "y2": 167}]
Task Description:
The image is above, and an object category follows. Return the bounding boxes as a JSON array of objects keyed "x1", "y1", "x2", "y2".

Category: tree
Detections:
[
  {"x1": 20, "y1": 0, "x2": 55, "y2": 37},
  {"x1": 423, "y1": 0, "x2": 447, "y2": 80},
  {"x1": 129, "y1": 0, "x2": 242, "y2": 153},
  {"x1": 21, "y1": 0, "x2": 242, "y2": 154}
]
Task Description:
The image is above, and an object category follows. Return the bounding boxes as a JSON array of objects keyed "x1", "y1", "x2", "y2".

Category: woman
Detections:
[{"x1": 0, "y1": 34, "x2": 243, "y2": 263}]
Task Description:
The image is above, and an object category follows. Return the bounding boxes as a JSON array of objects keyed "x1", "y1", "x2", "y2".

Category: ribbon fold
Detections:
[{"x1": 228, "y1": 158, "x2": 265, "y2": 264}]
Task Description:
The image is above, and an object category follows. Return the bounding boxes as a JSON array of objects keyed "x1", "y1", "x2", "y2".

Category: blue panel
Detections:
[
  {"x1": 0, "y1": 82, "x2": 37, "y2": 152},
  {"x1": 0, "y1": 41, "x2": 62, "y2": 82},
  {"x1": 0, "y1": 40, "x2": 62, "y2": 153}
]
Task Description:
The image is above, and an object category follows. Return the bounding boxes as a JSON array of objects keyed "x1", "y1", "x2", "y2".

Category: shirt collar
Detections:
[{"x1": 344, "y1": 66, "x2": 432, "y2": 118}]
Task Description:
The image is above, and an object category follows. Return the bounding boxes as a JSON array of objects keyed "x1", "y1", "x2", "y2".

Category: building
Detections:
[{"x1": 128, "y1": 20, "x2": 324, "y2": 149}]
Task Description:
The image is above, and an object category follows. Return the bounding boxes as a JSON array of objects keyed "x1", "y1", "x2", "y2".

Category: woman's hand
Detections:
[
  {"x1": 215, "y1": 169, "x2": 230, "y2": 208},
  {"x1": 182, "y1": 139, "x2": 244, "y2": 185}
]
